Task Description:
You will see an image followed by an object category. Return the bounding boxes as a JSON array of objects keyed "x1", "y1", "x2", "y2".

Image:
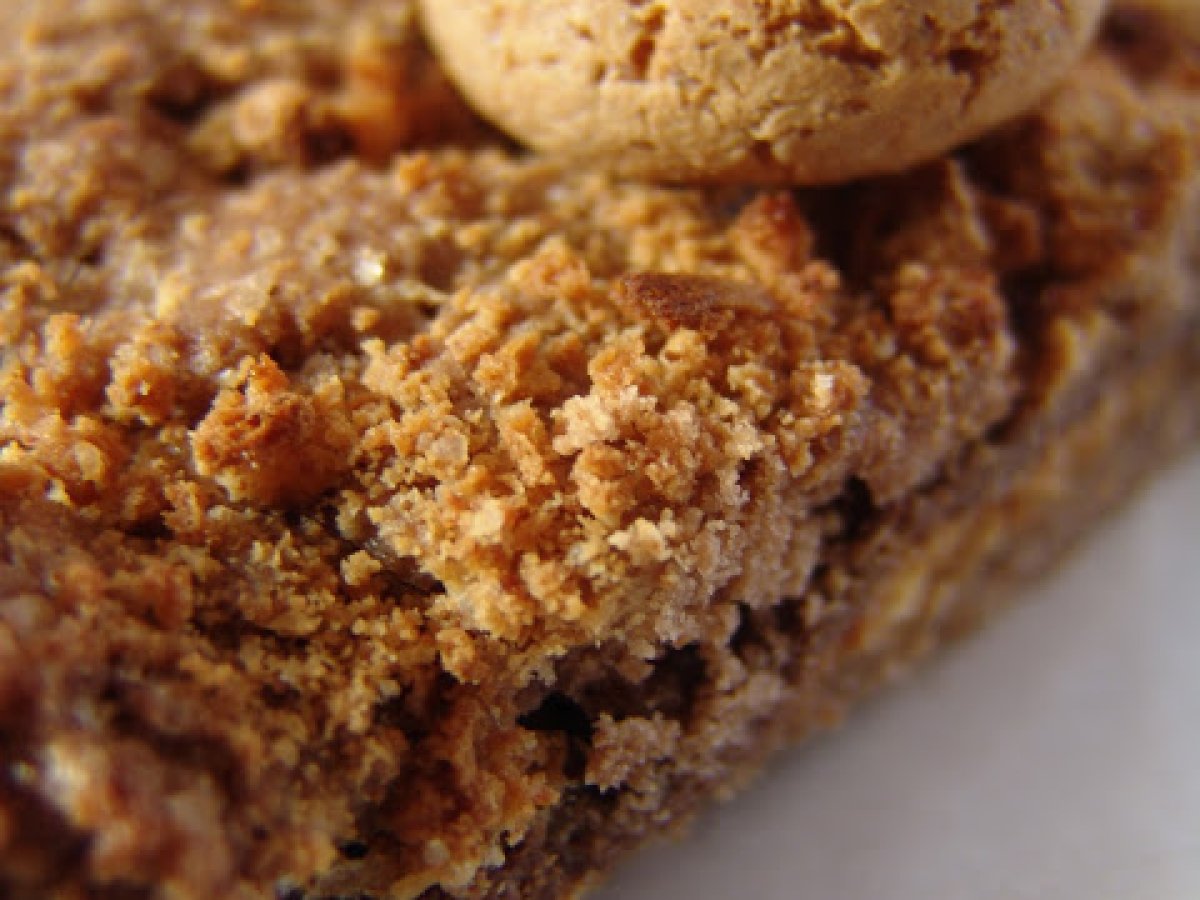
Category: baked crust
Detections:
[{"x1": 0, "y1": 3, "x2": 1197, "y2": 898}]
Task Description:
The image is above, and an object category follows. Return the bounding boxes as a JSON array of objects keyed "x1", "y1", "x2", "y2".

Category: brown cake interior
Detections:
[{"x1": 0, "y1": 3, "x2": 1197, "y2": 898}]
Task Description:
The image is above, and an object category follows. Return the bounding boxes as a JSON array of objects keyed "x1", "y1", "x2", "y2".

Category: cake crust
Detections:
[{"x1": 0, "y1": 3, "x2": 1197, "y2": 899}]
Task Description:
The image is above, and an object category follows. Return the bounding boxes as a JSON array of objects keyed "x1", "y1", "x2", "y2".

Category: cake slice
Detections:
[{"x1": 0, "y1": 3, "x2": 1196, "y2": 899}]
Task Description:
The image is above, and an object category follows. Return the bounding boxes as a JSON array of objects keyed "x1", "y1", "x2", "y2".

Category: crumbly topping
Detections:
[{"x1": 0, "y1": 3, "x2": 1196, "y2": 898}]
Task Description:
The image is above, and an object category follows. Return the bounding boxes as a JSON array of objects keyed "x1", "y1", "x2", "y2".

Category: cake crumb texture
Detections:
[{"x1": 0, "y1": 2, "x2": 1197, "y2": 899}]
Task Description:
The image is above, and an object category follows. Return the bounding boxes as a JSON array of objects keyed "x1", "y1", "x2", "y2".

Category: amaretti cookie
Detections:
[
  {"x1": 0, "y1": 2, "x2": 1197, "y2": 899},
  {"x1": 418, "y1": 0, "x2": 1108, "y2": 183}
]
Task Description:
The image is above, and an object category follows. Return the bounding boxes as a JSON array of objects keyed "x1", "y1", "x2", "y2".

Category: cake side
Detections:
[
  {"x1": 451, "y1": 318, "x2": 1200, "y2": 900},
  {"x1": 0, "y1": 4, "x2": 1197, "y2": 899}
]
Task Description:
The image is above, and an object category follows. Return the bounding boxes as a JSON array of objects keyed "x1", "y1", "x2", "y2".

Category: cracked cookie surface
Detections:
[{"x1": 418, "y1": 0, "x2": 1108, "y2": 183}]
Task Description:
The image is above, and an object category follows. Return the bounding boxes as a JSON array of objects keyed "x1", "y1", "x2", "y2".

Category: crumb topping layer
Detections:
[{"x1": 0, "y1": 2, "x2": 1197, "y2": 898}]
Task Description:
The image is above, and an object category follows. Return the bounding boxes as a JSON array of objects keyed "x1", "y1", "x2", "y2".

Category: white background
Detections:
[{"x1": 597, "y1": 453, "x2": 1200, "y2": 900}]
